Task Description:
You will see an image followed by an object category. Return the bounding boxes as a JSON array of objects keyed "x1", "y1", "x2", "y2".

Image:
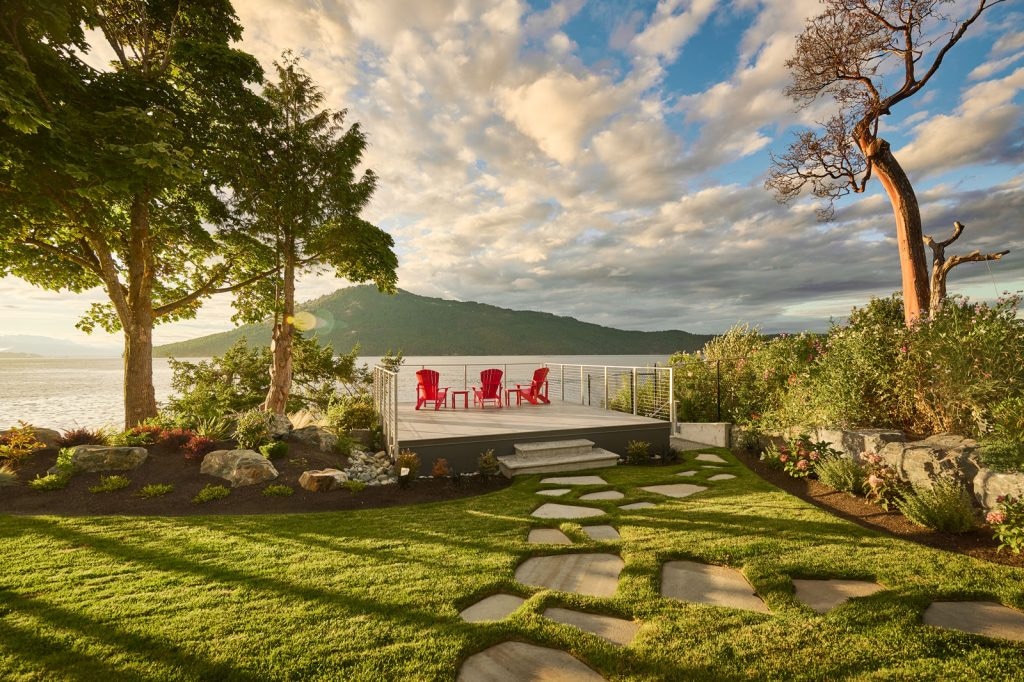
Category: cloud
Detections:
[{"x1": 630, "y1": 0, "x2": 717, "y2": 62}]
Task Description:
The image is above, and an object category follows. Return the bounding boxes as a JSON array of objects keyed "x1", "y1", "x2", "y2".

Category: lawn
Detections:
[{"x1": 1, "y1": 448, "x2": 1022, "y2": 680}]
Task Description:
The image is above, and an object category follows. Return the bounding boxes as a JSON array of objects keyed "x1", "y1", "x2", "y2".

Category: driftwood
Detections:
[{"x1": 924, "y1": 221, "x2": 1009, "y2": 318}]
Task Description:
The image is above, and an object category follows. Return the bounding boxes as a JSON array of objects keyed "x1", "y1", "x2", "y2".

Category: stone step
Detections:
[
  {"x1": 513, "y1": 439, "x2": 595, "y2": 459},
  {"x1": 498, "y1": 448, "x2": 619, "y2": 477}
]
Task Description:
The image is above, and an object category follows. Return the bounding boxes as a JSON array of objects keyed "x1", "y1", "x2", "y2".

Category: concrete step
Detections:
[
  {"x1": 513, "y1": 439, "x2": 595, "y2": 459},
  {"x1": 498, "y1": 448, "x2": 619, "y2": 477}
]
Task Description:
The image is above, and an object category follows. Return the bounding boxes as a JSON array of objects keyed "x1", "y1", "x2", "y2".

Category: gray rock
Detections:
[
  {"x1": 876, "y1": 433, "x2": 979, "y2": 489},
  {"x1": 298, "y1": 468, "x2": 348, "y2": 492},
  {"x1": 290, "y1": 426, "x2": 338, "y2": 452},
  {"x1": 268, "y1": 414, "x2": 293, "y2": 439},
  {"x1": 52, "y1": 445, "x2": 148, "y2": 474},
  {"x1": 201, "y1": 449, "x2": 278, "y2": 487},
  {"x1": 816, "y1": 428, "x2": 905, "y2": 459},
  {"x1": 973, "y1": 469, "x2": 1024, "y2": 510}
]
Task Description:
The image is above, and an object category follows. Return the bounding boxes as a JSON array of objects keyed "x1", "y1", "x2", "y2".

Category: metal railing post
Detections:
[
  {"x1": 603, "y1": 367, "x2": 608, "y2": 410},
  {"x1": 632, "y1": 367, "x2": 638, "y2": 415},
  {"x1": 580, "y1": 365, "x2": 585, "y2": 404},
  {"x1": 560, "y1": 365, "x2": 564, "y2": 401},
  {"x1": 669, "y1": 366, "x2": 677, "y2": 433},
  {"x1": 716, "y1": 360, "x2": 722, "y2": 422}
]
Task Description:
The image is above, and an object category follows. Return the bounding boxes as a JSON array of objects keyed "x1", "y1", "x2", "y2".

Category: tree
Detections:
[
  {"x1": 228, "y1": 55, "x2": 398, "y2": 415},
  {"x1": 0, "y1": 0, "x2": 266, "y2": 426},
  {"x1": 766, "y1": 0, "x2": 1006, "y2": 325}
]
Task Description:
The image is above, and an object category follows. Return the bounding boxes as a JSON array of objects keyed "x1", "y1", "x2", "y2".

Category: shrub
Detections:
[
  {"x1": 193, "y1": 415, "x2": 233, "y2": 441},
  {"x1": 896, "y1": 477, "x2": 977, "y2": 533},
  {"x1": 88, "y1": 475, "x2": 131, "y2": 494},
  {"x1": 0, "y1": 422, "x2": 47, "y2": 466},
  {"x1": 192, "y1": 484, "x2": 231, "y2": 504},
  {"x1": 324, "y1": 393, "x2": 377, "y2": 433},
  {"x1": 138, "y1": 483, "x2": 174, "y2": 498},
  {"x1": 183, "y1": 436, "x2": 217, "y2": 462},
  {"x1": 987, "y1": 495, "x2": 1024, "y2": 554},
  {"x1": 233, "y1": 409, "x2": 271, "y2": 450},
  {"x1": 761, "y1": 434, "x2": 838, "y2": 479},
  {"x1": 259, "y1": 440, "x2": 289, "y2": 460},
  {"x1": 56, "y1": 427, "x2": 108, "y2": 447},
  {"x1": 625, "y1": 440, "x2": 651, "y2": 465},
  {"x1": 431, "y1": 457, "x2": 451, "y2": 478},
  {"x1": 0, "y1": 463, "x2": 17, "y2": 487},
  {"x1": 159, "y1": 427, "x2": 195, "y2": 449},
  {"x1": 54, "y1": 447, "x2": 75, "y2": 474},
  {"x1": 478, "y1": 449, "x2": 500, "y2": 478},
  {"x1": 28, "y1": 472, "x2": 71, "y2": 491},
  {"x1": 862, "y1": 452, "x2": 910, "y2": 511},
  {"x1": 394, "y1": 449, "x2": 420, "y2": 478},
  {"x1": 979, "y1": 396, "x2": 1024, "y2": 473},
  {"x1": 342, "y1": 480, "x2": 366, "y2": 493},
  {"x1": 108, "y1": 426, "x2": 157, "y2": 447},
  {"x1": 262, "y1": 484, "x2": 294, "y2": 497},
  {"x1": 815, "y1": 456, "x2": 866, "y2": 495}
]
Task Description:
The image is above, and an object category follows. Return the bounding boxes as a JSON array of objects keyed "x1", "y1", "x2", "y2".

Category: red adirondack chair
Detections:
[
  {"x1": 472, "y1": 368, "x2": 504, "y2": 408},
  {"x1": 415, "y1": 369, "x2": 449, "y2": 410},
  {"x1": 515, "y1": 367, "x2": 550, "y2": 405}
]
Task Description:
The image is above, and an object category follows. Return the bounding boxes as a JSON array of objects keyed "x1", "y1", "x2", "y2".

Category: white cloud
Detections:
[{"x1": 631, "y1": 0, "x2": 717, "y2": 62}]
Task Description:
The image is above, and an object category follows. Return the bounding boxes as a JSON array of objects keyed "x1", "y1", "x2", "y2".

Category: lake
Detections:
[{"x1": 0, "y1": 354, "x2": 669, "y2": 431}]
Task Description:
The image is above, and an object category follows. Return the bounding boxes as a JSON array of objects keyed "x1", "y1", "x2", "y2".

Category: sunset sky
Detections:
[{"x1": 2, "y1": 0, "x2": 1022, "y2": 352}]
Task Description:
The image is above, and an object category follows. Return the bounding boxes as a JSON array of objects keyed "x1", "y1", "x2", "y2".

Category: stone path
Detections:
[
  {"x1": 661, "y1": 560, "x2": 770, "y2": 613},
  {"x1": 515, "y1": 553, "x2": 624, "y2": 597},
  {"x1": 543, "y1": 607, "x2": 640, "y2": 647},
  {"x1": 619, "y1": 501, "x2": 657, "y2": 510},
  {"x1": 457, "y1": 641, "x2": 606, "y2": 681},
  {"x1": 582, "y1": 525, "x2": 620, "y2": 541},
  {"x1": 459, "y1": 594, "x2": 525, "y2": 622},
  {"x1": 695, "y1": 453, "x2": 727, "y2": 464},
  {"x1": 537, "y1": 488, "x2": 571, "y2": 497},
  {"x1": 639, "y1": 483, "x2": 708, "y2": 498},
  {"x1": 579, "y1": 490, "x2": 624, "y2": 501},
  {"x1": 540, "y1": 475, "x2": 608, "y2": 485},
  {"x1": 675, "y1": 470, "x2": 697, "y2": 477},
  {"x1": 792, "y1": 579, "x2": 884, "y2": 614},
  {"x1": 707, "y1": 473, "x2": 735, "y2": 481},
  {"x1": 532, "y1": 503, "x2": 605, "y2": 519},
  {"x1": 529, "y1": 528, "x2": 573, "y2": 545},
  {"x1": 923, "y1": 601, "x2": 1024, "y2": 642}
]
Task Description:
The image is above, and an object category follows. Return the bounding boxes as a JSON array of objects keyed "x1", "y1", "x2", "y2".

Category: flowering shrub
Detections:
[
  {"x1": 159, "y1": 427, "x2": 195, "y2": 449},
  {"x1": 431, "y1": 457, "x2": 451, "y2": 478},
  {"x1": 987, "y1": 495, "x2": 1024, "y2": 555},
  {"x1": 862, "y1": 452, "x2": 910, "y2": 511},
  {"x1": 0, "y1": 422, "x2": 46, "y2": 466},
  {"x1": 182, "y1": 436, "x2": 217, "y2": 462},
  {"x1": 761, "y1": 434, "x2": 839, "y2": 478},
  {"x1": 895, "y1": 476, "x2": 977, "y2": 533}
]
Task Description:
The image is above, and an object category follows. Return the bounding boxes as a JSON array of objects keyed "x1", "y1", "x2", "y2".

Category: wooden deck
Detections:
[{"x1": 395, "y1": 400, "x2": 670, "y2": 472}]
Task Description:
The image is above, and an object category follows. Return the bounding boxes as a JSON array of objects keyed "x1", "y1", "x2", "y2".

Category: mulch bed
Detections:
[
  {"x1": 734, "y1": 447, "x2": 1024, "y2": 569},
  {"x1": 0, "y1": 443, "x2": 510, "y2": 517}
]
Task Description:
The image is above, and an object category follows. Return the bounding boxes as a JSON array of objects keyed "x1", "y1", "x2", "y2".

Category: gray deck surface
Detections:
[{"x1": 397, "y1": 400, "x2": 665, "y2": 442}]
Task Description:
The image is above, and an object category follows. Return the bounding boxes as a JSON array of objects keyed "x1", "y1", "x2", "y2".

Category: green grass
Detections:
[{"x1": 2, "y1": 448, "x2": 1023, "y2": 680}]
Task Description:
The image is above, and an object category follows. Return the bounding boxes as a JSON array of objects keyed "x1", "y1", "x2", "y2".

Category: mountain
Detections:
[
  {"x1": 154, "y1": 286, "x2": 712, "y2": 358},
  {"x1": 0, "y1": 335, "x2": 120, "y2": 358}
]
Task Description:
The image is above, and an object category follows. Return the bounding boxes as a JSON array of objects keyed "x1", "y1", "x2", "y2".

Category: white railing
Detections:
[
  {"x1": 372, "y1": 365, "x2": 398, "y2": 456},
  {"x1": 543, "y1": 363, "x2": 676, "y2": 430}
]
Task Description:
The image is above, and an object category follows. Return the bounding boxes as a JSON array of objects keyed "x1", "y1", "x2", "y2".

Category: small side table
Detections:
[
  {"x1": 505, "y1": 388, "x2": 523, "y2": 406},
  {"x1": 451, "y1": 390, "x2": 469, "y2": 409}
]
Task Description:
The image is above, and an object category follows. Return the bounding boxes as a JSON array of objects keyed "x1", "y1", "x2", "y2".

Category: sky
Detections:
[{"x1": 2, "y1": 0, "x2": 1023, "y2": 353}]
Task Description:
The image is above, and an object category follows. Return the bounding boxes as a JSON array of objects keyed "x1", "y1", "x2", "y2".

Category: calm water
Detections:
[{"x1": 0, "y1": 354, "x2": 668, "y2": 431}]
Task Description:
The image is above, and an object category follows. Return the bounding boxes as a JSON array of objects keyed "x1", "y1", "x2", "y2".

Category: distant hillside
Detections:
[
  {"x1": 154, "y1": 285, "x2": 713, "y2": 357},
  {"x1": 0, "y1": 335, "x2": 119, "y2": 357},
  {"x1": 0, "y1": 351, "x2": 42, "y2": 358}
]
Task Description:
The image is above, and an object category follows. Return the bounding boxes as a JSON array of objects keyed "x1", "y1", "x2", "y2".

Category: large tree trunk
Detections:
[
  {"x1": 123, "y1": 318, "x2": 157, "y2": 427},
  {"x1": 859, "y1": 136, "x2": 931, "y2": 326},
  {"x1": 122, "y1": 193, "x2": 158, "y2": 427},
  {"x1": 264, "y1": 250, "x2": 295, "y2": 415}
]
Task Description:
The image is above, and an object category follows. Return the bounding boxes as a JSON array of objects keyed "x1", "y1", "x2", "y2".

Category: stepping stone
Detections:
[
  {"x1": 532, "y1": 503, "x2": 605, "y2": 519},
  {"x1": 540, "y1": 475, "x2": 608, "y2": 485},
  {"x1": 708, "y1": 473, "x2": 736, "y2": 481},
  {"x1": 543, "y1": 607, "x2": 640, "y2": 647},
  {"x1": 515, "y1": 553, "x2": 624, "y2": 597},
  {"x1": 579, "y1": 490, "x2": 624, "y2": 501},
  {"x1": 792, "y1": 579, "x2": 884, "y2": 614},
  {"x1": 582, "y1": 525, "x2": 620, "y2": 541},
  {"x1": 639, "y1": 484, "x2": 708, "y2": 499},
  {"x1": 661, "y1": 560, "x2": 770, "y2": 614},
  {"x1": 459, "y1": 594, "x2": 526, "y2": 622},
  {"x1": 695, "y1": 453, "x2": 727, "y2": 464},
  {"x1": 619, "y1": 502, "x2": 657, "y2": 510},
  {"x1": 529, "y1": 528, "x2": 573, "y2": 545},
  {"x1": 457, "y1": 641, "x2": 606, "y2": 681},
  {"x1": 923, "y1": 601, "x2": 1024, "y2": 642},
  {"x1": 700, "y1": 465, "x2": 721, "y2": 469},
  {"x1": 675, "y1": 470, "x2": 698, "y2": 477},
  {"x1": 537, "y1": 488, "x2": 571, "y2": 497}
]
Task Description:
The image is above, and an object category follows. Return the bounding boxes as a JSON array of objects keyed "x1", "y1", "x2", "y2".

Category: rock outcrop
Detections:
[
  {"x1": 298, "y1": 468, "x2": 349, "y2": 492},
  {"x1": 201, "y1": 449, "x2": 278, "y2": 487},
  {"x1": 54, "y1": 445, "x2": 148, "y2": 474},
  {"x1": 875, "y1": 433, "x2": 980, "y2": 490},
  {"x1": 290, "y1": 426, "x2": 338, "y2": 453}
]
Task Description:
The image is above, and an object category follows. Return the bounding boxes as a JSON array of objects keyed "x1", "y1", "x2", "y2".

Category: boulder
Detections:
[
  {"x1": 201, "y1": 449, "x2": 278, "y2": 487},
  {"x1": 876, "y1": 433, "x2": 979, "y2": 489},
  {"x1": 51, "y1": 445, "x2": 148, "y2": 474},
  {"x1": 815, "y1": 428, "x2": 905, "y2": 458},
  {"x1": 290, "y1": 426, "x2": 338, "y2": 453},
  {"x1": 973, "y1": 469, "x2": 1024, "y2": 510},
  {"x1": 298, "y1": 468, "x2": 349, "y2": 492},
  {"x1": 269, "y1": 414, "x2": 293, "y2": 439}
]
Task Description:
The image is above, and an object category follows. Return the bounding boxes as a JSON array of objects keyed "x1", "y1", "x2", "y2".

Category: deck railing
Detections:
[
  {"x1": 543, "y1": 363, "x2": 676, "y2": 431},
  {"x1": 372, "y1": 365, "x2": 399, "y2": 456}
]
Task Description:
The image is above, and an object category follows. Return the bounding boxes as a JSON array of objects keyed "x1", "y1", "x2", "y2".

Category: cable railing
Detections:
[
  {"x1": 372, "y1": 365, "x2": 398, "y2": 456},
  {"x1": 543, "y1": 363, "x2": 676, "y2": 429}
]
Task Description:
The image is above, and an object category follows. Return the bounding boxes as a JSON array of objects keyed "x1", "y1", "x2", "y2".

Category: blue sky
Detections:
[{"x1": 1, "y1": 0, "x2": 1022, "y2": 353}]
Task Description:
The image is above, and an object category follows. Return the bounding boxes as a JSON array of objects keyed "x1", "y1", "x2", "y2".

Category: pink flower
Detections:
[
  {"x1": 809, "y1": 452, "x2": 820, "y2": 461},
  {"x1": 779, "y1": 454, "x2": 789, "y2": 463},
  {"x1": 796, "y1": 460, "x2": 809, "y2": 470},
  {"x1": 867, "y1": 474, "x2": 884, "y2": 488},
  {"x1": 986, "y1": 511, "x2": 1007, "y2": 525}
]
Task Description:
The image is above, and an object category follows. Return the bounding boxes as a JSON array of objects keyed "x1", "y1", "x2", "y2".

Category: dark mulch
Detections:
[
  {"x1": 0, "y1": 443, "x2": 510, "y2": 517},
  {"x1": 734, "y1": 447, "x2": 1024, "y2": 569}
]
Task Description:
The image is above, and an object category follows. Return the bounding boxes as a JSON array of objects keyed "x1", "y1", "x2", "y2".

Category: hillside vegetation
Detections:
[{"x1": 155, "y1": 285, "x2": 711, "y2": 357}]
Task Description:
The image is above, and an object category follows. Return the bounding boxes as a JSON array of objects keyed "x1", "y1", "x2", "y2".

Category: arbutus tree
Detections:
[
  {"x1": 766, "y1": 0, "x2": 1008, "y2": 325},
  {"x1": 227, "y1": 55, "x2": 398, "y2": 416},
  {"x1": 0, "y1": 0, "x2": 267, "y2": 427}
]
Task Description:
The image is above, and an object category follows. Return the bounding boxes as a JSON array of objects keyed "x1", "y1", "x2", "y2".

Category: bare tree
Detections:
[
  {"x1": 766, "y1": 0, "x2": 1006, "y2": 325},
  {"x1": 924, "y1": 222, "x2": 1009, "y2": 316}
]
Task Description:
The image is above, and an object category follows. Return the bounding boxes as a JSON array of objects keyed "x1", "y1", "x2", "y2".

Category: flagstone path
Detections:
[
  {"x1": 457, "y1": 641, "x2": 606, "y2": 681},
  {"x1": 675, "y1": 470, "x2": 698, "y2": 477},
  {"x1": 639, "y1": 483, "x2": 708, "y2": 498},
  {"x1": 619, "y1": 501, "x2": 657, "y2": 510},
  {"x1": 532, "y1": 503, "x2": 605, "y2": 519},
  {"x1": 661, "y1": 560, "x2": 770, "y2": 613},
  {"x1": 695, "y1": 453, "x2": 727, "y2": 464},
  {"x1": 791, "y1": 579, "x2": 884, "y2": 614},
  {"x1": 529, "y1": 528, "x2": 573, "y2": 545},
  {"x1": 515, "y1": 553, "x2": 624, "y2": 597},
  {"x1": 923, "y1": 601, "x2": 1024, "y2": 642},
  {"x1": 707, "y1": 473, "x2": 736, "y2": 481},
  {"x1": 582, "y1": 525, "x2": 620, "y2": 541},
  {"x1": 540, "y1": 475, "x2": 608, "y2": 485},
  {"x1": 537, "y1": 488, "x2": 571, "y2": 497},
  {"x1": 579, "y1": 490, "x2": 624, "y2": 501},
  {"x1": 459, "y1": 594, "x2": 526, "y2": 623},
  {"x1": 543, "y1": 607, "x2": 640, "y2": 647}
]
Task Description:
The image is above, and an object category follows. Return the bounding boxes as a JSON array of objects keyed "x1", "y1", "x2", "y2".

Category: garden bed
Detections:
[
  {"x1": 735, "y1": 447, "x2": 1024, "y2": 569},
  {"x1": 0, "y1": 443, "x2": 511, "y2": 516}
]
